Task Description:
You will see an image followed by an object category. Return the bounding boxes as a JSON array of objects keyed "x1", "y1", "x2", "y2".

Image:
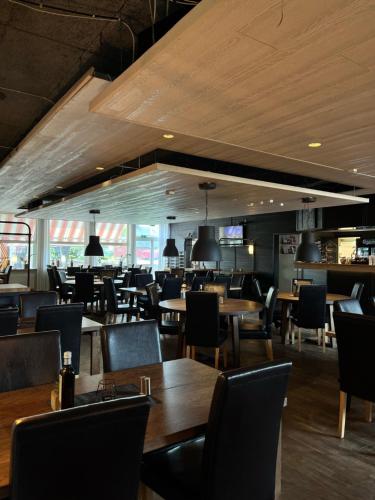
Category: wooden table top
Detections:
[
  {"x1": 0, "y1": 284, "x2": 29, "y2": 294},
  {"x1": 0, "y1": 358, "x2": 218, "y2": 498},
  {"x1": 159, "y1": 297, "x2": 263, "y2": 315},
  {"x1": 277, "y1": 291, "x2": 350, "y2": 305},
  {"x1": 18, "y1": 316, "x2": 102, "y2": 334},
  {"x1": 120, "y1": 286, "x2": 161, "y2": 295}
]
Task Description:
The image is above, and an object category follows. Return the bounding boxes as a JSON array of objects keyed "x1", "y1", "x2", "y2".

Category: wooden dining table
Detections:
[
  {"x1": 0, "y1": 358, "x2": 285, "y2": 499},
  {"x1": 0, "y1": 283, "x2": 29, "y2": 294},
  {"x1": 65, "y1": 278, "x2": 123, "y2": 312},
  {"x1": 277, "y1": 291, "x2": 350, "y2": 343},
  {"x1": 159, "y1": 298, "x2": 263, "y2": 367}
]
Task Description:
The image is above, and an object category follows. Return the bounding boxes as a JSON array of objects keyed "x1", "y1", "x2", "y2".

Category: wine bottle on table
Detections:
[{"x1": 59, "y1": 351, "x2": 75, "y2": 410}]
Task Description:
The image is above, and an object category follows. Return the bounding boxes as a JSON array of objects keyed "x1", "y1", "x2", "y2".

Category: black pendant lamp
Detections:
[
  {"x1": 163, "y1": 216, "x2": 179, "y2": 257},
  {"x1": 84, "y1": 209, "x2": 104, "y2": 256},
  {"x1": 295, "y1": 197, "x2": 321, "y2": 263},
  {"x1": 191, "y1": 182, "x2": 221, "y2": 262},
  {"x1": 295, "y1": 231, "x2": 321, "y2": 262}
]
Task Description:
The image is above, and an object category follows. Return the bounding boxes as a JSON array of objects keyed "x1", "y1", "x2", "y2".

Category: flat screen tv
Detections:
[{"x1": 219, "y1": 225, "x2": 243, "y2": 245}]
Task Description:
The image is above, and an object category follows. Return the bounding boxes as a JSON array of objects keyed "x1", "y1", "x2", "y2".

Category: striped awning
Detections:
[
  {"x1": 50, "y1": 220, "x2": 85, "y2": 243},
  {"x1": 96, "y1": 223, "x2": 127, "y2": 243},
  {"x1": 0, "y1": 214, "x2": 36, "y2": 241}
]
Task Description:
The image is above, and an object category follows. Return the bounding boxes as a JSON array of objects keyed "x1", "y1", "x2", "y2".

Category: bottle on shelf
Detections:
[
  {"x1": 59, "y1": 351, "x2": 75, "y2": 410},
  {"x1": 199, "y1": 284, "x2": 203, "y2": 291}
]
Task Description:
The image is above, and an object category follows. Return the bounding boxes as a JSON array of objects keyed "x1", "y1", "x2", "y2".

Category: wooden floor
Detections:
[{"x1": 79, "y1": 326, "x2": 375, "y2": 500}]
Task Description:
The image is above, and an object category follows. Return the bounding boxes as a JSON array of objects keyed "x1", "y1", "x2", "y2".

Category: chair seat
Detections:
[
  {"x1": 113, "y1": 304, "x2": 140, "y2": 314},
  {"x1": 141, "y1": 437, "x2": 204, "y2": 500},
  {"x1": 159, "y1": 319, "x2": 179, "y2": 335},
  {"x1": 239, "y1": 319, "x2": 270, "y2": 340},
  {"x1": 187, "y1": 329, "x2": 227, "y2": 348}
]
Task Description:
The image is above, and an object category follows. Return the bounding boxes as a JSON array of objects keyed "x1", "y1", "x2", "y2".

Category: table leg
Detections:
[
  {"x1": 232, "y1": 315, "x2": 240, "y2": 368},
  {"x1": 90, "y1": 330, "x2": 101, "y2": 375},
  {"x1": 280, "y1": 302, "x2": 289, "y2": 344},
  {"x1": 275, "y1": 419, "x2": 282, "y2": 499},
  {"x1": 176, "y1": 314, "x2": 186, "y2": 359}
]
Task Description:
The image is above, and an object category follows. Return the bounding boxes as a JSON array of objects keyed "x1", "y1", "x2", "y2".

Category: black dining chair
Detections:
[
  {"x1": 0, "y1": 331, "x2": 61, "y2": 392},
  {"x1": 103, "y1": 277, "x2": 140, "y2": 323},
  {"x1": 185, "y1": 291, "x2": 227, "y2": 369},
  {"x1": 135, "y1": 274, "x2": 154, "y2": 308},
  {"x1": 129, "y1": 268, "x2": 142, "y2": 286},
  {"x1": 9, "y1": 397, "x2": 150, "y2": 500},
  {"x1": 1, "y1": 265, "x2": 12, "y2": 284},
  {"x1": 73, "y1": 272, "x2": 100, "y2": 312},
  {"x1": 334, "y1": 299, "x2": 363, "y2": 315},
  {"x1": 101, "y1": 319, "x2": 162, "y2": 372},
  {"x1": 333, "y1": 312, "x2": 375, "y2": 438},
  {"x1": 53, "y1": 267, "x2": 73, "y2": 303},
  {"x1": 66, "y1": 266, "x2": 81, "y2": 277},
  {"x1": 154, "y1": 271, "x2": 169, "y2": 287},
  {"x1": 289, "y1": 285, "x2": 327, "y2": 352},
  {"x1": 251, "y1": 277, "x2": 265, "y2": 304},
  {"x1": 160, "y1": 277, "x2": 183, "y2": 301},
  {"x1": 47, "y1": 266, "x2": 58, "y2": 292},
  {"x1": 213, "y1": 275, "x2": 232, "y2": 292},
  {"x1": 35, "y1": 303, "x2": 84, "y2": 374},
  {"x1": 190, "y1": 275, "x2": 206, "y2": 292},
  {"x1": 228, "y1": 273, "x2": 244, "y2": 298},
  {"x1": 19, "y1": 291, "x2": 58, "y2": 322},
  {"x1": 141, "y1": 360, "x2": 292, "y2": 500},
  {"x1": 144, "y1": 283, "x2": 179, "y2": 337},
  {"x1": 350, "y1": 282, "x2": 364, "y2": 301},
  {"x1": 0, "y1": 307, "x2": 19, "y2": 336},
  {"x1": 239, "y1": 286, "x2": 278, "y2": 361},
  {"x1": 184, "y1": 271, "x2": 195, "y2": 286}
]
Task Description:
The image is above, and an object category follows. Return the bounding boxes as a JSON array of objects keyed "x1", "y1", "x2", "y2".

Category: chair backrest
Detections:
[
  {"x1": 334, "y1": 298, "x2": 363, "y2": 315},
  {"x1": 206, "y1": 270, "x2": 214, "y2": 282},
  {"x1": 201, "y1": 361, "x2": 291, "y2": 500},
  {"x1": 231, "y1": 274, "x2": 244, "y2": 288},
  {"x1": 297, "y1": 285, "x2": 327, "y2": 329},
  {"x1": 74, "y1": 272, "x2": 95, "y2": 303},
  {"x1": 154, "y1": 271, "x2": 169, "y2": 287},
  {"x1": 100, "y1": 268, "x2": 117, "y2": 279},
  {"x1": 122, "y1": 272, "x2": 131, "y2": 288},
  {"x1": 351, "y1": 282, "x2": 364, "y2": 301},
  {"x1": 185, "y1": 292, "x2": 220, "y2": 347},
  {"x1": 66, "y1": 266, "x2": 81, "y2": 276},
  {"x1": 161, "y1": 277, "x2": 182, "y2": 300},
  {"x1": 291, "y1": 278, "x2": 313, "y2": 295},
  {"x1": 129, "y1": 268, "x2": 142, "y2": 286},
  {"x1": 19, "y1": 291, "x2": 58, "y2": 320},
  {"x1": 251, "y1": 278, "x2": 264, "y2": 303},
  {"x1": 0, "y1": 293, "x2": 19, "y2": 309},
  {"x1": 3, "y1": 265, "x2": 12, "y2": 284},
  {"x1": 103, "y1": 277, "x2": 118, "y2": 313},
  {"x1": 35, "y1": 304, "x2": 84, "y2": 374},
  {"x1": 47, "y1": 267, "x2": 57, "y2": 291},
  {"x1": 135, "y1": 273, "x2": 153, "y2": 288},
  {"x1": 262, "y1": 286, "x2": 279, "y2": 332},
  {"x1": 184, "y1": 271, "x2": 195, "y2": 286},
  {"x1": 333, "y1": 312, "x2": 375, "y2": 402},
  {"x1": 214, "y1": 275, "x2": 232, "y2": 291},
  {"x1": 53, "y1": 267, "x2": 63, "y2": 288},
  {"x1": 145, "y1": 282, "x2": 159, "y2": 308},
  {"x1": 10, "y1": 397, "x2": 150, "y2": 500},
  {"x1": 58, "y1": 270, "x2": 67, "y2": 283},
  {"x1": 191, "y1": 275, "x2": 207, "y2": 291},
  {"x1": 171, "y1": 268, "x2": 184, "y2": 278},
  {"x1": 101, "y1": 320, "x2": 162, "y2": 372},
  {"x1": 0, "y1": 307, "x2": 19, "y2": 336},
  {"x1": 0, "y1": 331, "x2": 61, "y2": 392},
  {"x1": 204, "y1": 283, "x2": 227, "y2": 298}
]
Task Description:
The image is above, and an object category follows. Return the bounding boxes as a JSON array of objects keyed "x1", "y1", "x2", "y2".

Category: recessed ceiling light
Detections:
[
  {"x1": 55, "y1": 185, "x2": 63, "y2": 189},
  {"x1": 96, "y1": 166, "x2": 104, "y2": 171},
  {"x1": 163, "y1": 133, "x2": 174, "y2": 139},
  {"x1": 352, "y1": 168, "x2": 358, "y2": 173},
  {"x1": 247, "y1": 202, "x2": 254, "y2": 207},
  {"x1": 308, "y1": 142, "x2": 322, "y2": 148},
  {"x1": 260, "y1": 201, "x2": 264, "y2": 205},
  {"x1": 269, "y1": 199, "x2": 274, "y2": 204},
  {"x1": 280, "y1": 202, "x2": 284, "y2": 206},
  {"x1": 165, "y1": 189, "x2": 176, "y2": 195}
]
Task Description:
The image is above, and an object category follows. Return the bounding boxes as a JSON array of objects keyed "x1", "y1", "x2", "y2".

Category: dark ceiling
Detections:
[{"x1": 0, "y1": 0, "x2": 195, "y2": 163}]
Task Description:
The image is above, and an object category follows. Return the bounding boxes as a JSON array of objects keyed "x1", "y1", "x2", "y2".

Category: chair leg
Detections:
[
  {"x1": 191, "y1": 346, "x2": 196, "y2": 361},
  {"x1": 265, "y1": 339, "x2": 273, "y2": 361},
  {"x1": 297, "y1": 328, "x2": 302, "y2": 352},
  {"x1": 214, "y1": 347, "x2": 220, "y2": 370},
  {"x1": 223, "y1": 345, "x2": 228, "y2": 369},
  {"x1": 338, "y1": 391, "x2": 347, "y2": 439},
  {"x1": 316, "y1": 328, "x2": 321, "y2": 346},
  {"x1": 286, "y1": 318, "x2": 291, "y2": 344},
  {"x1": 322, "y1": 328, "x2": 326, "y2": 353},
  {"x1": 186, "y1": 345, "x2": 191, "y2": 359},
  {"x1": 365, "y1": 401, "x2": 373, "y2": 423},
  {"x1": 291, "y1": 322, "x2": 295, "y2": 345}
]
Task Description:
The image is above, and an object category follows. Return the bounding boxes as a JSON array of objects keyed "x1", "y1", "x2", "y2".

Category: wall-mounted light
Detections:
[{"x1": 248, "y1": 243, "x2": 254, "y2": 255}]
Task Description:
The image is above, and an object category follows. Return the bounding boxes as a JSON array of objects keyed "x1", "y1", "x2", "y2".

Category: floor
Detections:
[{"x1": 79, "y1": 322, "x2": 375, "y2": 500}]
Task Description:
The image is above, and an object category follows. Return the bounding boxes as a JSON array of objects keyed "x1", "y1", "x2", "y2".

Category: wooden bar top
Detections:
[
  {"x1": 0, "y1": 359, "x2": 218, "y2": 498},
  {"x1": 295, "y1": 262, "x2": 375, "y2": 273}
]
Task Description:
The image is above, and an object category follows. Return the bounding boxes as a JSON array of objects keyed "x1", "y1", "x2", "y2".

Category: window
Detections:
[
  {"x1": 96, "y1": 222, "x2": 128, "y2": 266},
  {"x1": 0, "y1": 214, "x2": 37, "y2": 269},
  {"x1": 135, "y1": 225, "x2": 160, "y2": 267},
  {"x1": 49, "y1": 220, "x2": 85, "y2": 266}
]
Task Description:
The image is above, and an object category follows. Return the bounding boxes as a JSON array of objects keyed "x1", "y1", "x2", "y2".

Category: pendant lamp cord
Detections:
[
  {"x1": 93, "y1": 213, "x2": 96, "y2": 235},
  {"x1": 205, "y1": 190, "x2": 208, "y2": 225}
]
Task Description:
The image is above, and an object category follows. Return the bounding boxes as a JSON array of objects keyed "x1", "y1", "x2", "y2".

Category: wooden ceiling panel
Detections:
[{"x1": 20, "y1": 163, "x2": 367, "y2": 224}]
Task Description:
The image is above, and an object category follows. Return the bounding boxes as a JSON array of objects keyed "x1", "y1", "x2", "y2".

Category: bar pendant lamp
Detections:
[
  {"x1": 295, "y1": 231, "x2": 321, "y2": 262},
  {"x1": 163, "y1": 216, "x2": 179, "y2": 257},
  {"x1": 191, "y1": 182, "x2": 221, "y2": 262},
  {"x1": 84, "y1": 210, "x2": 104, "y2": 256}
]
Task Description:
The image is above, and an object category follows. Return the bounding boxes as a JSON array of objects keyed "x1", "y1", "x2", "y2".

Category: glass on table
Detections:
[{"x1": 96, "y1": 378, "x2": 117, "y2": 401}]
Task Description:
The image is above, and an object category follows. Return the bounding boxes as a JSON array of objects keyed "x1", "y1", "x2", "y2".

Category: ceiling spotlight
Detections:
[
  {"x1": 308, "y1": 142, "x2": 322, "y2": 148},
  {"x1": 269, "y1": 199, "x2": 274, "y2": 204},
  {"x1": 55, "y1": 185, "x2": 63, "y2": 189},
  {"x1": 163, "y1": 133, "x2": 174, "y2": 139},
  {"x1": 352, "y1": 168, "x2": 358, "y2": 173},
  {"x1": 247, "y1": 202, "x2": 254, "y2": 207},
  {"x1": 280, "y1": 202, "x2": 284, "y2": 206},
  {"x1": 165, "y1": 189, "x2": 176, "y2": 195},
  {"x1": 260, "y1": 201, "x2": 264, "y2": 205},
  {"x1": 96, "y1": 166, "x2": 105, "y2": 171}
]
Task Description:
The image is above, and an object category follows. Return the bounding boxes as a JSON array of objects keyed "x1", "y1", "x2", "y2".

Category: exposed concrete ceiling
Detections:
[{"x1": 0, "y1": 0, "x2": 191, "y2": 162}]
